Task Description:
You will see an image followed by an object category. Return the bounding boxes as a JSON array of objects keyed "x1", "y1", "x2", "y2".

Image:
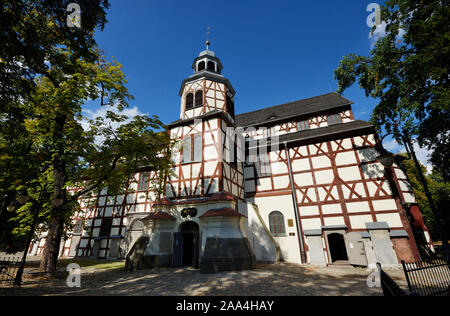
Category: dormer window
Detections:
[
  {"x1": 198, "y1": 61, "x2": 205, "y2": 71},
  {"x1": 328, "y1": 114, "x2": 342, "y2": 125},
  {"x1": 207, "y1": 61, "x2": 215, "y2": 72},
  {"x1": 186, "y1": 93, "x2": 194, "y2": 109}
]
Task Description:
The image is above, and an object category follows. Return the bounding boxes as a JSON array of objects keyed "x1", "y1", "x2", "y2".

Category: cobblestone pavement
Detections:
[{"x1": 0, "y1": 262, "x2": 408, "y2": 296}]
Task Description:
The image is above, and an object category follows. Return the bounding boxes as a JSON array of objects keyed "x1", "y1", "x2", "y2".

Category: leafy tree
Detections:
[
  {"x1": 334, "y1": 0, "x2": 450, "y2": 180},
  {"x1": 401, "y1": 155, "x2": 450, "y2": 240},
  {"x1": 1, "y1": 0, "x2": 110, "y2": 255},
  {"x1": 24, "y1": 52, "x2": 173, "y2": 273},
  {"x1": 0, "y1": 0, "x2": 110, "y2": 106},
  {"x1": 0, "y1": 1, "x2": 174, "y2": 274}
]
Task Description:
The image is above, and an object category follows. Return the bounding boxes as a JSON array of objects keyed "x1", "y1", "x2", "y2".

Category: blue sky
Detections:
[{"x1": 86, "y1": 0, "x2": 432, "y2": 169}]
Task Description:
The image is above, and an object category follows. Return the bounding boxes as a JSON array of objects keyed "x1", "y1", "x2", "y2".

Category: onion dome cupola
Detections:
[{"x1": 179, "y1": 42, "x2": 236, "y2": 121}]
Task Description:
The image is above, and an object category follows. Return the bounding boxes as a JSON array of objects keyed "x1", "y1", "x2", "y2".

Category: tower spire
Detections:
[{"x1": 206, "y1": 26, "x2": 211, "y2": 51}]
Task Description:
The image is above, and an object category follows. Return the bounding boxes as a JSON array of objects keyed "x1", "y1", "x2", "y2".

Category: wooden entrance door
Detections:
[{"x1": 345, "y1": 232, "x2": 368, "y2": 267}]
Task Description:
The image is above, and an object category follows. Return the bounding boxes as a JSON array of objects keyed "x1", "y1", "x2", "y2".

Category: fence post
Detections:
[{"x1": 401, "y1": 260, "x2": 413, "y2": 293}]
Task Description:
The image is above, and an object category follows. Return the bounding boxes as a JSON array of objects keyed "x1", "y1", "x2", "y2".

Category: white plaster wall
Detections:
[
  {"x1": 372, "y1": 199, "x2": 397, "y2": 211},
  {"x1": 249, "y1": 195, "x2": 301, "y2": 263},
  {"x1": 237, "y1": 201, "x2": 278, "y2": 263},
  {"x1": 349, "y1": 215, "x2": 373, "y2": 229},
  {"x1": 376, "y1": 213, "x2": 403, "y2": 228},
  {"x1": 322, "y1": 203, "x2": 342, "y2": 214}
]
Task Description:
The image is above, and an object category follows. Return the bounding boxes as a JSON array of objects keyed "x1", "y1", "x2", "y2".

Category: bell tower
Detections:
[{"x1": 179, "y1": 41, "x2": 236, "y2": 122}]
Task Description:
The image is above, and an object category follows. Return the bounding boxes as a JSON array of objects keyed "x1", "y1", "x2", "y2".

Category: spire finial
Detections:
[{"x1": 206, "y1": 26, "x2": 211, "y2": 50}]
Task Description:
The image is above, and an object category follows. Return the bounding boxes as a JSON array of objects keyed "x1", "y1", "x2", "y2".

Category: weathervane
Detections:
[{"x1": 206, "y1": 26, "x2": 211, "y2": 50}]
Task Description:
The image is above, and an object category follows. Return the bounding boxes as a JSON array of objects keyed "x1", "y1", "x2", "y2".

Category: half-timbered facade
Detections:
[{"x1": 29, "y1": 46, "x2": 432, "y2": 271}]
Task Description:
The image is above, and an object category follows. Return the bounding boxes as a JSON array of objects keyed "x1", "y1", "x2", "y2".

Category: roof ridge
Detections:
[{"x1": 236, "y1": 92, "x2": 350, "y2": 118}]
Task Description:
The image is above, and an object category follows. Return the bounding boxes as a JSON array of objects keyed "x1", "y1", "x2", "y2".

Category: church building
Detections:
[{"x1": 29, "y1": 45, "x2": 432, "y2": 272}]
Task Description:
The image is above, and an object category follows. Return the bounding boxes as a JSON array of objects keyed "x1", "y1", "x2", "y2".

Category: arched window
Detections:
[
  {"x1": 198, "y1": 61, "x2": 205, "y2": 71},
  {"x1": 269, "y1": 211, "x2": 286, "y2": 235},
  {"x1": 185, "y1": 93, "x2": 194, "y2": 110},
  {"x1": 195, "y1": 90, "x2": 203, "y2": 107},
  {"x1": 327, "y1": 114, "x2": 342, "y2": 125},
  {"x1": 207, "y1": 61, "x2": 215, "y2": 71}
]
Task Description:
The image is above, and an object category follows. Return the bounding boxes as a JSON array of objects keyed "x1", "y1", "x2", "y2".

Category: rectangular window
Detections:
[
  {"x1": 182, "y1": 134, "x2": 202, "y2": 163},
  {"x1": 193, "y1": 135, "x2": 202, "y2": 162},
  {"x1": 182, "y1": 136, "x2": 192, "y2": 163},
  {"x1": 138, "y1": 172, "x2": 149, "y2": 191},
  {"x1": 297, "y1": 120, "x2": 310, "y2": 131},
  {"x1": 328, "y1": 114, "x2": 342, "y2": 125},
  {"x1": 262, "y1": 127, "x2": 272, "y2": 138},
  {"x1": 255, "y1": 154, "x2": 271, "y2": 177}
]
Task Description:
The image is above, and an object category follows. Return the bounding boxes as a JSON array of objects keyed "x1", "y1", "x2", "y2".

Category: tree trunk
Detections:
[
  {"x1": 40, "y1": 112, "x2": 67, "y2": 273},
  {"x1": 39, "y1": 216, "x2": 64, "y2": 273}
]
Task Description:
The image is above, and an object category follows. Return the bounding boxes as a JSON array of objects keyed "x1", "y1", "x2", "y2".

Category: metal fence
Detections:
[
  {"x1": 377, "y1": 263, "x2": 410, "y2": 296},
  {"x1": 0, "y1": 257, "x2": 20, "y2": 285},
  {"x1": 402, "y1": 258, "x2": 450, "y2": 296}
]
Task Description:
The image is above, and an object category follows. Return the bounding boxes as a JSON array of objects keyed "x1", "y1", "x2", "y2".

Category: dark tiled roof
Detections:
[
  {"x1": 248, "y1": 120, "x2": 374, "y2": 150},
  {"x1": 236, "y1": 92, "x2": 353, "y2": 127}
]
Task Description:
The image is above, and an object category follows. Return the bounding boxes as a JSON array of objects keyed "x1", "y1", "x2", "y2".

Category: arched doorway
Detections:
[
  {"x1": 328, "y1": 233, "x2": 349, "y2": 263},
  {"x1": 173, "y1": 221, "x2": 200, "y2": 268}
]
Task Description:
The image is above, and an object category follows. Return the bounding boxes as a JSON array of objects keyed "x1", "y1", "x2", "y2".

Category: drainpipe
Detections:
[{"x1": 284, "y1": 142, "x2": 307, "y2": 264}]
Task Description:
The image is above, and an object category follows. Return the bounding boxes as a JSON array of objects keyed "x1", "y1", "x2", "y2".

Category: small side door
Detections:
[
  {"x1": 172, "y1": 232, "x2": 183, "y2": 267},
  {"x1": 193, "y1": 232, "x2": 200, "y2": 269},
  {"x1": 345, "y1": 232, "x2": 368, "y2": 267}
]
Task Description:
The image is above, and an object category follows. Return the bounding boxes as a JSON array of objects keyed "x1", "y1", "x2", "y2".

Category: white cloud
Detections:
[
  {"x1": 383, "y1": 137, "x2": 433, "y2": 174},
  {"x1": 80, "y1": 105, "x2": 147, "y2": 145},
  {"x1": 369, "y1": 21, "x2": 388, "y2": 46}
]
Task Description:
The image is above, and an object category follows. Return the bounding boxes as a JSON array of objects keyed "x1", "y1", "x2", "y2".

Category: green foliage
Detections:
[
  {"x1": 0, "y1": 0, "x2": 110, "y2": 106},
  {"x1": 401, "y1": 154, "x2": 450, "y2": 240},
  {"x1": 334, "y1": 0, "x2": 450, "y2": 180},
  {"x1": 1, "y1": 0, "x2": 110, "y2": 253},
  {"x1": 0, "y1": 1, "x2": 174, "y2": 267}
]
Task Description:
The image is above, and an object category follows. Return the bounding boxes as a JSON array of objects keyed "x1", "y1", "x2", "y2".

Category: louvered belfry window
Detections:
[
  {"x1": 269, "y1": 211, "x2": 286, "y2": 235},
  {"x1": 186, "y1": 93, "x2": 194, "y2": 110},
  {"x1": 195, "y1": 90, "x2": 203, "y2": 107}
]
